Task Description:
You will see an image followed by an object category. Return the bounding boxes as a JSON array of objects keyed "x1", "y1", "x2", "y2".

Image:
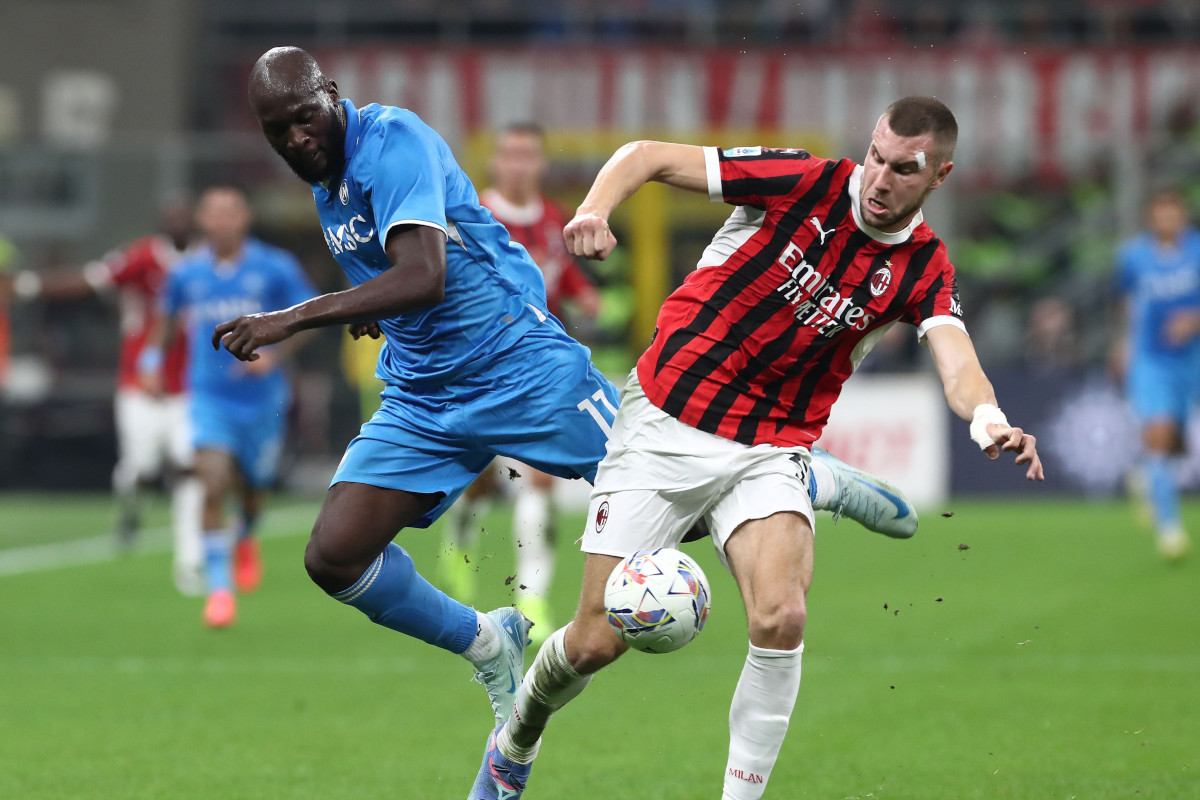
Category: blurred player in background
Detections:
[
  {"x1": 442, "y1": 122, "x2": 603, "y2": 640},
  {"x1": 143, "y1": 185, "x2": 316, "y2": 626},
  {"x1": 471, "y1": 97, "x2": 1044, "y2": 800},
  {"x1": 1112, "y1": 186, "x2": 1200, "y2": 560},
  {"x1": 0, "y1": 201, "x2": 204, "y2": 595}
]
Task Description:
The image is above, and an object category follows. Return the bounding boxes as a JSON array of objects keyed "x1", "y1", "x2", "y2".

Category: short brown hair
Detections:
[{"x1": 884, "y1": 96, "x2": 958, "y2": 165}]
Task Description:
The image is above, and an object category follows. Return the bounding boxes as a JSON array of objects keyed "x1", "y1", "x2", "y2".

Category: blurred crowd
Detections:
[{"x1": 208, "y1": 0, "x2": 1200, "y2": 45}]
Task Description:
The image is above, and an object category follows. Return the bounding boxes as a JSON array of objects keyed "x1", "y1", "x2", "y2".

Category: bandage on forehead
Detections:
[{"x1": 914, "y1": 150, "x2": 926, "y2": 170}]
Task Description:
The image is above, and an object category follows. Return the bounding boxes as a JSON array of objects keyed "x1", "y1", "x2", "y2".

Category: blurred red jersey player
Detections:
[
  {"x1": 480, "y1": 123, "x2": 600, "y2": 324},
  {"x1": 1, "y1": 198, "x2": 204, "y2": 595}
]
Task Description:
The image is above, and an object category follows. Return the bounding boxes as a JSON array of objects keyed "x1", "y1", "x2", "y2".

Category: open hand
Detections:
[{"x1": 983, "y1": 423, "x2": 1044, "y2": 481}]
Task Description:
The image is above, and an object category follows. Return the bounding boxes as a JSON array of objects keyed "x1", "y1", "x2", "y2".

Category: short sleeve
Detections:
[
  {"x1": 704, "y1": 146, "x2": 819, "y2": 210},
  {"x1": 359, "y1": 119, "x2": 448, "y2": 246},
  {"x1": 901, "y1": 247, "x2": 966, "y2": 339},
  {"x1": 107, "y1": 247, "x2": 143, "y2": 287}
]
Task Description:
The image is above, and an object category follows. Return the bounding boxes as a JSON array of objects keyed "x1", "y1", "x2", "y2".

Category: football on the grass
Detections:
[{"x1": 603, "y1": 547, "x2": 711, "y2": 654}]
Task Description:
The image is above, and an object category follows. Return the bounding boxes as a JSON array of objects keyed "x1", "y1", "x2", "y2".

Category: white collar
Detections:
[
  {"x1": 848, "y1": 164, "x2": 924, "y2": 245},
  {"x1": 481, "y1": 188, "x2": 545, "y2": 227}
]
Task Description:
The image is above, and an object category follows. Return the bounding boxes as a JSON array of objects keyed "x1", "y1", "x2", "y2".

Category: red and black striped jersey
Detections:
[{"x1": 636, "y1": 146, "x2": 964, "y2": 448}]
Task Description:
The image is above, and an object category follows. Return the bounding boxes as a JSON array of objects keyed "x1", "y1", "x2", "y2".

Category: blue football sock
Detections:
[
  {"x1": 204, "y1": 531, "x2": 233, "y2": 593},
  {"x1": 1143, "y1": 456, "x2": 1181, "y2": 530},
  {"x1": 332, "y1": 542, "x2": 478, "y2": 654}
]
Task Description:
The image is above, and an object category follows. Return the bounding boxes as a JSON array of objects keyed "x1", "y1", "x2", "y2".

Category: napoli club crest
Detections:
[
  {"x1": 595, "y1": 500, "x2": 610, "y2": 533},
  {"x1": 869, "y1": 265, "x2": 892, "y2": 297},
  {"x1": 339, "y1": 179, "x2": 350, "y2": 205}
]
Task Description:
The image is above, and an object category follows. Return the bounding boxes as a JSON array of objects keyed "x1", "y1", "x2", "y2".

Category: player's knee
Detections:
[
  {"x1": 747, "y1": 597, "x2": 807, "y2": 650},
  {"x1": 303, "y1": 535, "x2": 362, "y2": 594},
  {"x1": 565, "y1": 618, "x2": 627, "y2": 674}
]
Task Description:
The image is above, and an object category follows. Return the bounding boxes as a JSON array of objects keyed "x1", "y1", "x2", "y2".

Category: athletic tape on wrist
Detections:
[{"x1": 969, "y1": 403, "x2": 1009, "y2": 450}]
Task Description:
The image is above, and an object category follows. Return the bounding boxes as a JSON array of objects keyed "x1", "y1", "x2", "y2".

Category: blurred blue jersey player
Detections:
[
  {"x1": 220, "y1": 47, "x2": 620, "y2": 724},
  {"x1": 1113, "y1": 186, "x2": 1200, "y2": 560},
  {"x1": 149, "y1": 185, "x2": 317, "y2": 626}
]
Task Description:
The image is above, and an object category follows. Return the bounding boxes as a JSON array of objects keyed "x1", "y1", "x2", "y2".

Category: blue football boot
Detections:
[
  {"x1": 811, "y1": 446, "x2": 918, "y2": 538},
  {"x1": 468, "y1": 723, "x2": 534, "y2": 800},
  {"x1": 472, "y1": 607, "x2": 533, "y2": 725}
]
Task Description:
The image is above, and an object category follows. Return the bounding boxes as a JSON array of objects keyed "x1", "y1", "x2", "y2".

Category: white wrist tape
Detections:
[
  {"x1": 13, "y1": 271, "x2": 42, "y2": 300},
  {"x1": 969, "y1": 403, "x2": 1009, "y2": 450}
]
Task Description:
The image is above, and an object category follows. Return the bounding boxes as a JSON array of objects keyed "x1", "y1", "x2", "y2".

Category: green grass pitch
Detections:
[{"x1": 1, "y1": 491, "x2": 1198, "y2": 799}]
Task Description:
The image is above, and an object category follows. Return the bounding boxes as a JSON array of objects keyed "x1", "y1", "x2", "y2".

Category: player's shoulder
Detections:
[
  {"x1": 1181, "y1": 227, "x2": 1200, "y2": 254},
  {"x1": 245, "y1": 238, "x2": 301, "y2": 271},
  {"x1": 358, "y1": 104, "x2": 438, "y2": 150},
  {"x1": 908, "y1": 222, "x2": 952, "y2": 264},
  {"x1": 1117, "y1": 232, "x2": 1152, "y2": 262},
  {"x1": 542, "y1": 195, "x2": 573, "y2": 225}
]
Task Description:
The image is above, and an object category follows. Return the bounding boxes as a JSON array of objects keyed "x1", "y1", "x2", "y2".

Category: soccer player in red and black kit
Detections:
[
  {"x1": 468, "y1": 97, "x2": 1044, "y2": 799},
  {"x1": 1, "y1": 200, "x2": 207, "y2": 596},
  {"x1": 445, "y1": 123, "x2": 602, "y2": 642}
]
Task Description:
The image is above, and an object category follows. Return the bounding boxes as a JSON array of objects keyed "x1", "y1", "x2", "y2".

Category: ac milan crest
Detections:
[
  {"x1": 869, "y1": 266, "x2": 892, "y2": 297},
  {"x1": 595, "y1": 500, "x2": 610, "y2": 532}
]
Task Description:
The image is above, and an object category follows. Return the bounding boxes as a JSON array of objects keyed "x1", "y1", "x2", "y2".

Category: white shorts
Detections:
[
  {"x1": 581, "y1": 372, "x2": 815, "y2": 570},
  {"x1": 114, "y1": 389, "x2": 193, "y2": 477}
]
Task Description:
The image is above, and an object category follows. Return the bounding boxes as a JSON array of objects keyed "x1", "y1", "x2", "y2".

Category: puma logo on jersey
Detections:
[{"x1": 809, "y1": 216, "x2": 836, "y2": 245}]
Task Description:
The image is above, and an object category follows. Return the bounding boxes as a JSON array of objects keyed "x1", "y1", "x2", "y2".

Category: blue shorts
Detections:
[
  {"x1": 1127, "y1": 353, "x2": 1200, "y2": 425},
  {"x1": 332, "y1": 328, "x2": 619, "y2": 528},
  {"x1": 191, "y1": 390, "x2": 288, "y2": 488}
]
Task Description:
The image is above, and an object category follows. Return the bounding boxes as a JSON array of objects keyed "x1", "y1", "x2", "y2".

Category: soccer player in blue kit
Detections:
[
  {"x1": 1113, "y1": 186, "x2": 1200, "y2": 560},
  {"x1": 217, "y1": 46, "x2": 920, "y2": 729},
  {"x1": 147, "y1": 185, "x2": 317, "y2": 626}
]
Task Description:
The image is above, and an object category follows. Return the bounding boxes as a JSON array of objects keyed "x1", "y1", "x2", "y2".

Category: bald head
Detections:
[
  {"x1": 248, "y1": 47, "x2": 346, "y2": 184},
  {"x1": 248, "y1": 46, "x2": 327, "y2": 108}
]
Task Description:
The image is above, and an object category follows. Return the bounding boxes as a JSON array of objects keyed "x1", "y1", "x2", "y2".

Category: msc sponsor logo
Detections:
[
  {"x1": 323, "y1": 214, "x2": 376, "y2": 255},
  {"x1": 775, "y1": 241, "x2": 876, "y2": 336}
]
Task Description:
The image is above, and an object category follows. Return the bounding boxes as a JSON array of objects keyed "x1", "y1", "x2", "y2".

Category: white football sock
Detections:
[
  {"x1": 514, "y1": 490, "x2": 554, "y2": 599},
  {"x1": 809, "y1": 459, "x2": 836, "y2": 509},
  {"x1": 723, "y1": 642, "x2": 804, "y2": 799},
  {"x1": 498, "y1": 625, "x2": 592, "y2": 762},
  {"x1": 171, "y1": 477, "x2": 205, "y2": 593},
  {"x1": 460, "y1": 610, "x2": 502, "y2": 665}
]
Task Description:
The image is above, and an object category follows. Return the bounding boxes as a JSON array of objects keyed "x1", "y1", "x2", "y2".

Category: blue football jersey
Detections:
[
  {"x1": 1114, "y1": 228, "x2": 1200, "y2": 358},
  {"x1": 311, "y1": 99, "x2": 555, "y2": 386},
  {"x1": 164, "y1": 238, "x2": 316, "y2": 403}
]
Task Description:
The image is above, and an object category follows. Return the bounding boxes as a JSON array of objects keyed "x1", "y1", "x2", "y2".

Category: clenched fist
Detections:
[{"x1": 563, "y1": 213, "x2": 618, "y2": 261}]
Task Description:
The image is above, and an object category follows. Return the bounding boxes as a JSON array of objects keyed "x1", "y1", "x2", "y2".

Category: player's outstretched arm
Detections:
[
  {"x1": 925, "y1": 324, "x2": 1044, "y2": 481},
  {"x1": 214, "y1": 225, "x2": 446, "y2": 360},
  {"x1": 565, "y1": 141, "x2": 707, "y2": 261}
]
